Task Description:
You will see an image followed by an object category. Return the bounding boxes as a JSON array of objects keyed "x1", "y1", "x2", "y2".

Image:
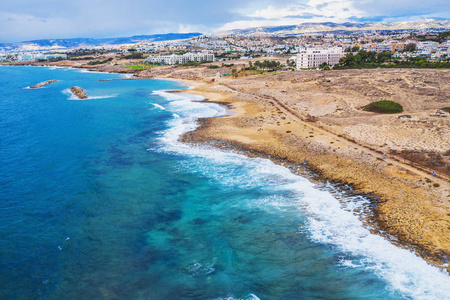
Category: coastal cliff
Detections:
[{"x1": 70, "y1": 86, "x2": 88, "y2": 99}]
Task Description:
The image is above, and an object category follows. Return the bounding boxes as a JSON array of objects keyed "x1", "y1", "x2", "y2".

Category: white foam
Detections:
[
  {"x1": 213, "y1": 294, "x2": 260, "y2": 300},
  {"x1": 62, "y1": 88, "x2": 117, "y2": 100},
  {"x1": 150, "y1": 103, "x2": 166, "y2": 110},
  {"x1": 87, "y1": 94, "x2": 117, "y2": 100},
  {"x1": 122, "y1": 73, "x2": 134, "y2": 79},
  {"x1": 77, "y1": 69, "x2": 107, "y2": 74},
  {"x1": 152, "y1": 87, "x2": 450, "y2": 299}
]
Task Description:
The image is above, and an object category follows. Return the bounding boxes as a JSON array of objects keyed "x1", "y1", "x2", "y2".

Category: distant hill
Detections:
[
  {"x1": 213, "y1": 19, "x2": 450, "y2": 37},
  {"x1": 0, "y1": 33, "x2": 202, "y2": 52}
]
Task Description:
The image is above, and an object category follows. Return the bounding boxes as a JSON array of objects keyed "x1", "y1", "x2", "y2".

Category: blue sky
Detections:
[{"x1": 0, "y1": 0, "x2": 448, "y2": 42}]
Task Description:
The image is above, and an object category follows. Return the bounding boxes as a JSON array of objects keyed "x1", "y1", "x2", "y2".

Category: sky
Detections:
[{"x1": 0, "y1": 0, "x2": 449, "y2": 43}]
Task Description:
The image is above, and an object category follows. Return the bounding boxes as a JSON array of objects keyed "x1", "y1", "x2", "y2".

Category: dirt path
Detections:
[{"x1": 220, "y1": 82, "x2": 449, "y2": 185}]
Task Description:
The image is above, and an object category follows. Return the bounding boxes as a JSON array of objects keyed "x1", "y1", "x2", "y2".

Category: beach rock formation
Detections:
[
  {"x1": 29, "y1": 80, "x2": 57, "y2": 89},
  {"x1": 70, "y1": 86, "x2": 88, "y2": 100}
]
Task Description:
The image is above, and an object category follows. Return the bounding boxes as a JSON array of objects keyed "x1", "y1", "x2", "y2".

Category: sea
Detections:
[{"x1": 0, "y1": 65, "x2": 449, "y2": 300}]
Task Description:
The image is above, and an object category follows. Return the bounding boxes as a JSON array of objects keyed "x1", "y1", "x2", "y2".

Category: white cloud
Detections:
[
  {"x1": 0, "y1": 12, "x2": 74, "y2": 41},
  {"x1": 178, "y1": 24, "x2": 210, "y2": 34},
  {"x1": 218, "y1": 0, "x2": 367, "y2": 32},
  {"x1": 0, "y1": 0, "x2": 448, "y2": 42}
]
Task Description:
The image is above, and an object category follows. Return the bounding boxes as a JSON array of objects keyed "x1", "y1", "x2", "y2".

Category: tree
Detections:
[
  {"x1": 338, "y1": 53, "x2": 356, "y2": 68},
  {"x1": 351, "y1": 45, "x2": 360, "y2": 52},
  {"x1": 319, "y1": 62, "x2": 330, "y2": 70},
  {"x1": 377, "y1": 51, "x2": 392, "y2": 63},
  {"x1": 405, "y1": 43, "x2": 417, "y2": 52}
]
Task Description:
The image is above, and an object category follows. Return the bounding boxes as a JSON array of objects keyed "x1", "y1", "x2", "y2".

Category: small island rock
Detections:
[
  {"x1": 70, "y1": 86, "x2": 88, "y2": 100},
  {"x1": 30, "y1": 80, "x2": 57, "y2": 89}
]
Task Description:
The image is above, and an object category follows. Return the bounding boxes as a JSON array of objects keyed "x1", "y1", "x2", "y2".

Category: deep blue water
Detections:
[{"x1": 0, "y1": 66, "x2": 449, "y2": 300}]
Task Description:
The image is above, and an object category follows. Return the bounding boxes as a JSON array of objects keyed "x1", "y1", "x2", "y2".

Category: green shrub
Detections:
[
  {"x1": 122, "y1": 53, "x2": 143, "y2": 59},
  {"x1": 181, "y1": 61, "x2": 200, "y2": 66},
  {"x1": 443, "y1": 149, "x2": 450, "y2": 156},
  {"x1": 362, "y1": 100, "x2": 403, "y2": 114},
  {"x1": 441, "y1": 107, "x2": 450, "y2": 113},
  {"x1": 208, "y1": 65, "x2": 219, "y2": 69},
  {"x1": 87, "y1": 57, "x2": 113, "y2": 65}
]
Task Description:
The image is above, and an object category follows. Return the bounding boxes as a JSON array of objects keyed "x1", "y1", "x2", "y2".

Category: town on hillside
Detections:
[{"x1": 1, "y1": 25, "x2": 450, "y2": 70}]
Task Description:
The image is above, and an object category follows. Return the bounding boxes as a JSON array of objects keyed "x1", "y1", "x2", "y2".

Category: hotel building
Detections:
[
  {"x1": 295, "y1": 47, "x2": 344, "y2": 69},
  {"x1": 144, "y1": 50, "x2": 214, "y2": 65}
]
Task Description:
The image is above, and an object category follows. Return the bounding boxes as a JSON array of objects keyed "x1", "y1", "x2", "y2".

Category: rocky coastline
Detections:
[
  {"x1": 5, "y1": 60, "x2": 449, "y2": 273},
  {"x1": 176, "y1": 77, "x2": 450, "y2": 273}
]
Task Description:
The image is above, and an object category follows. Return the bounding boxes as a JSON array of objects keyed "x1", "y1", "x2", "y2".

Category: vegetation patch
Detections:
[
  {"x1": 87, "y1": 57, "x2": 113, "y2": 65},
  {"x1": 441, "y1": 107, "x2": 450, "y2": 113},
  {"x1": 362, "y1": 100, "x2": 403, "y2": 114},
  {"x1": 334, "y1": 50, "x2": 450, "y2": 69},
  {"x1": 121, "y1": 53, "x2": 144, "y2": 59},
  {"x1": 125, "y1": 64, "x2": 159, "y2": 70}
]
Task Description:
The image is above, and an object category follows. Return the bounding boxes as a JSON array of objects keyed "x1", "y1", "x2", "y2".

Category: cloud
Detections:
[
  {"x1": 0, "y1": 0, "x2": 448, "y2": 43},
  {"x1": 0, "y1": 0, "x2": 248, "y2": 42},
  {"x1": 218, "y1": 0, "x2": 366, "y2": 31},
  {"x1": 0, "y1": 12, "x2": 76, "y2": 42}
]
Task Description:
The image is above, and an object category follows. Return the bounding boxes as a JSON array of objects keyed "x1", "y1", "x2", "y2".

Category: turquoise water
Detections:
[{"x1": 0, "y1": 66, "x2": 449, "y2": 300}]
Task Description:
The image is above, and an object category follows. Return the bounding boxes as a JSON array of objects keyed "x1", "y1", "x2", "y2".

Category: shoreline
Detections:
[
  {"x1": 174, "y1": 77, "x2": 450, "y2": 273},
  {"x1": 7, "y1": 62, "x2": 450, "y2": 273}
]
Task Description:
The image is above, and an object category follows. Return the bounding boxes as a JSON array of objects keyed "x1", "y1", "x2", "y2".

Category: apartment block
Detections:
[
  {"x1": 144, "y1": 50, "x2": 214, "y2": 65},
  {"x1": 295, "y1": 47, "x2": 344, "y2": 69}
]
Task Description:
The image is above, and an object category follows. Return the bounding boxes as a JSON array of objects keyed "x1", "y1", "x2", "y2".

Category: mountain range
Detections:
[
  {"x1": 0, "y1": 33, "x2": 202, "y2": 52},
  {"x1": 1, "y1": 19, "x2": 449, "y2": 53},
  {"x1": 213, "y1": 19, "x2": 450, "y2": 37}
]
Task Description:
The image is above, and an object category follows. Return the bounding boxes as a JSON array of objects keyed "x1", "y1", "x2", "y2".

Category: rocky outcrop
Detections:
[
  {"x1": 430, "y1": 109, "x2": 450, "y2": 117},
  {"x1": 70, "y1": 86, "x2": 88, "y2": 99},
  {"x1": 29, "y1": 80, "x2": 57, "y2": 89}
]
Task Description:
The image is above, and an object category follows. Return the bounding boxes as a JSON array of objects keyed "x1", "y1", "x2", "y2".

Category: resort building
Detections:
[
  {"x1": 295, "y1": 47, "x2": 344, "y2": 69},
  {"x1": 363, "y1": 41, "x2": 406, "y2": 53},
  {"x1": 144, "y1": 50, "x2": 214, "y2": 65},
  {"x1": 16, "y1": 53, "x2": 67, "y2": 62}
]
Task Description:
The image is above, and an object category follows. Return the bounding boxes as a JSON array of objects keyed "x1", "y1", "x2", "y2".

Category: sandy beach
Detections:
[{"x1": 7, "y1": 59, "x2": 450, "y2": 272}]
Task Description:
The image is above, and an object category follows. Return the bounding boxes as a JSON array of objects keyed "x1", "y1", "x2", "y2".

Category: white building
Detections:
[
  {"x1": 144, "y1": 50, "x2": 214, "y2": 65},
  {"x1": 16, "y1": 53, "x2": 67, "y2": 62},
  {"x1": 295, "y1": 47, "x2": 344, "y2": 70},
  {"x1": 417, "y1": 41, "x2": 438, "y2": 52}
]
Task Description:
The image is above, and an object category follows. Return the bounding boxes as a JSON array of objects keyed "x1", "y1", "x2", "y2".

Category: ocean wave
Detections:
[
  {"x1": 122, "y1": 73, "x2": 134, "y2": 79},
  {"x1": 47, "y1": 66, "x2": 69, "y2": 70},
  {"x1": 77, "y1": 69, "x2": 108, "y2": 74},
  {"x1": 150, "y1": 103, "x2": 166, "y2": 110},
  {"x1": 152, "y1": 87, "x2": 450, "y2": 300},
  {"x1": 212, "y1": 294, "x2": 260, "y2": 300},
  {"x1": 62, "y1": 88, "x2": 117, "y2": 100}
]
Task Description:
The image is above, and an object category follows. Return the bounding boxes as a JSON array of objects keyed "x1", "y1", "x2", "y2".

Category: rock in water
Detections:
[
  {"x1": 29, "y1": 80, "x2": 57, "y2": 89},
  {"x1": 70, "y1": 86, "x2": 88, "y2": 99}
]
